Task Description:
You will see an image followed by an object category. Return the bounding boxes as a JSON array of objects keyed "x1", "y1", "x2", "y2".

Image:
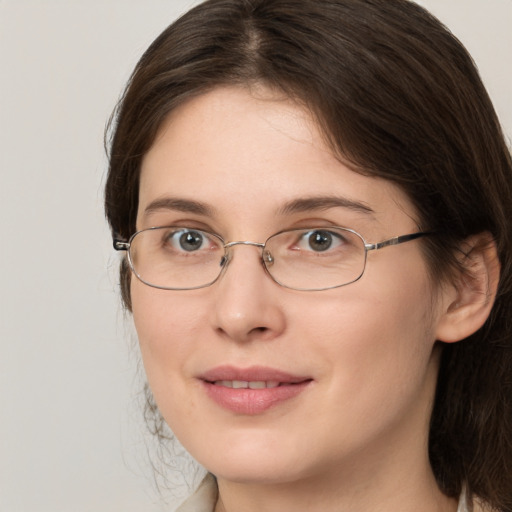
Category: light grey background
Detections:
[{"x1": 1, "y1": 1, "x2": 510, "y2": 511}]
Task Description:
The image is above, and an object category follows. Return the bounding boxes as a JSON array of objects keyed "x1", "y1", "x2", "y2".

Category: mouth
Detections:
[{"x1": 199, "y1": 366, "x2": 313, "y2": 415}]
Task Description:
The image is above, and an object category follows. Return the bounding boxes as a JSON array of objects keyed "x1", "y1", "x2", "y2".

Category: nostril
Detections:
[{"x1": 250, "y1": 326, "x2": 269, "y2": 335}]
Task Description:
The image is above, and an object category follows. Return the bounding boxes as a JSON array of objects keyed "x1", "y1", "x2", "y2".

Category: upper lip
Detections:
[{"x1": 199, "y1": 365, "x2": 311, "y2": 384}]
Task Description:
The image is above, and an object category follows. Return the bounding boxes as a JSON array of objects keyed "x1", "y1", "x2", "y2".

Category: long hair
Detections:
[{"x1": 105, "y1": 1, "x2": 512, "y2": 508}]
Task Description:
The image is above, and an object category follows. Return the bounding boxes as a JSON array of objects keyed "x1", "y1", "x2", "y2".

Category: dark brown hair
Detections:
[{"x1": 105, "y1": 0, "x2": 512, "y2": 508}]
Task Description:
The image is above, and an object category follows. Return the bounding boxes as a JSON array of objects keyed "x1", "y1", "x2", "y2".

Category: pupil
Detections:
[
  {"x1": 309, "y1": 231, "x2": 332, "y2": 251},
  {"x1": 179, "y1": 231, "x2": 203, "y2": 251}
]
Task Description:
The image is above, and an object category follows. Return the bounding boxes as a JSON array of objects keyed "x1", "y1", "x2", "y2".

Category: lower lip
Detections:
[{"x1": 201, "y1": 381, "x2": 312, "y2": 415}]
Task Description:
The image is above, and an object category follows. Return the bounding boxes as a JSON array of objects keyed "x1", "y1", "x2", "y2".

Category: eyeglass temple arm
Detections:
[{"x1": 365, "y1": 232, "x2": 430, "y2": 252}]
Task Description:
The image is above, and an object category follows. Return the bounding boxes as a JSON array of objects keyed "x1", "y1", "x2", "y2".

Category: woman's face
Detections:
[{"x1": 132, "y1": 86, "x2": 447, "y2": 487}]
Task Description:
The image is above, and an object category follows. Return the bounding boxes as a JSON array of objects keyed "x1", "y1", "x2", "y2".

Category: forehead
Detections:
[{"x1": 138, "y1": 86, "x2": 418, "y2": 233}]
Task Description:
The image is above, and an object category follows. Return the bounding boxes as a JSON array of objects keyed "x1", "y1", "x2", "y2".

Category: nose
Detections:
[{"x1": 211, "y1": 243, "x2": 286, "y2": 343}]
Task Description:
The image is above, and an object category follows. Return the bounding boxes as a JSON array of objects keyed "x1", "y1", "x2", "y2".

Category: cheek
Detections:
[
  {"x1": 130, "y1": 284, "x2": 213, "y2": 437},
  {"x1": 130, "y1": 282, "x2": 206, "y2": 389},
  {"x1": 296, "y1": 264, "x2": 437, "y2": 410}
]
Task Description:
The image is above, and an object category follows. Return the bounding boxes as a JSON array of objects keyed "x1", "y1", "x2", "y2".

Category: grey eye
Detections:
[
  {"x1": 306, "y1": 230, "x2": 335, "y2": 252},
  {"x1": 177, "y1": 230, "x2": 205, "y2": 251}
]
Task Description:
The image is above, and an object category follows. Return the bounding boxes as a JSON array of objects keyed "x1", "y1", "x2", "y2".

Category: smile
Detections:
[{"x1": 200, "y1": 366, "x2": 313, "y2": 415}]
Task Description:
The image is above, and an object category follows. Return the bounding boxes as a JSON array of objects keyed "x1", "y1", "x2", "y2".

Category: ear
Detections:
[{"x1": 435, "y1": 233, "x2": 500, "y2": 343}]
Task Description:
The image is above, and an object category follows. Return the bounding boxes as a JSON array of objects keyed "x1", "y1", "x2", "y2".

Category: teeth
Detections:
[
  {"x1": 214, "y1": 380, "x2": 282, "y2": 389},
  {"x1": 248, "y1": 381, "x2": 265, "y2": 389}
]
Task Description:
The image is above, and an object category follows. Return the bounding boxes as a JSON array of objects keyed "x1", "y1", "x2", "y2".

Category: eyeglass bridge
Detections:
[{"x1": 221, "y1": 240, "x2": 275, "y2": 267}]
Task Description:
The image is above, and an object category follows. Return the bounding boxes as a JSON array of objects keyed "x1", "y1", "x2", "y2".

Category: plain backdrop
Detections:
[{"x1": 1, "y1": 1, "x2": 510, "y2": 511}]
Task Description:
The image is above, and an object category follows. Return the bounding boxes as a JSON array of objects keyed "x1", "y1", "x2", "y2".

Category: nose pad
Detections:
[
  {"x1": 219, "y1": 253, "x2": 230, "y2": 268},
  {"x1": 263, "y1": 249, "x2": 274, "y2": 267}
]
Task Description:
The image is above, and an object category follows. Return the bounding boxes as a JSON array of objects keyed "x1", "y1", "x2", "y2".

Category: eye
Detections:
[
  {"x1": 164, "y1": 229, "x2": 212, "y2": 252},
  {"x1": 296, "y1": 229, "x2": 345, "y2": 252}
]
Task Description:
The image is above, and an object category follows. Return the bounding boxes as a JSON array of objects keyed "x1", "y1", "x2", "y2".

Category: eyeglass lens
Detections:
[{"x1": 128, "y1": 226, "x2": 367, "y2": 291}]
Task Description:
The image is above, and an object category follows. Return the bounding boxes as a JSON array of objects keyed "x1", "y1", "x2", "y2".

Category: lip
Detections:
[{"x1": 199, "y1": 365, "x2": 313, "y2": 415}]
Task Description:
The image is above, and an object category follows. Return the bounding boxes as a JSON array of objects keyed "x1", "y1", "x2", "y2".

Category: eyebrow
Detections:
[
  {"x1": 143, "y1": 197, "x2": 215, "y2": 217},
  {"x1": 278, "y1": 195, "x2": 375, "y2": 216},
  {"x1": 142, "y1": 194, "x2": 374, "y2": 220}
]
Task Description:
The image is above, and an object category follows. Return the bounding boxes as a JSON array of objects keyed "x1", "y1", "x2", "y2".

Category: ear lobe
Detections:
[{"x1": 435, "y1": 233, "x2": 500, "y2": 343}]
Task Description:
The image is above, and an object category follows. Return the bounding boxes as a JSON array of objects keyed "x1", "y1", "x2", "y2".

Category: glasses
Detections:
[{"x1": 113, "y1": 226, "x2": 430, "y2": 292}]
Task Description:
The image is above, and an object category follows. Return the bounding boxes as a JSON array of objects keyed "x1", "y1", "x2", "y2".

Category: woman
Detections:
[{"x1": 105, "y1": 0, "x2": 512, "y2": 510}]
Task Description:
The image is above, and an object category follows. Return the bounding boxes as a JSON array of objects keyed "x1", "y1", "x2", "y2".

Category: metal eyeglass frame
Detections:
[{"x1": 113, "y1": 227, "x2": 431, "y2": 292}]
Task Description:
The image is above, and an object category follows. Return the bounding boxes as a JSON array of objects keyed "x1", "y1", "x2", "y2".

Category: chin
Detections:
[{"x1": 187, "y1": 431, "x2": 319, "y2": 486}]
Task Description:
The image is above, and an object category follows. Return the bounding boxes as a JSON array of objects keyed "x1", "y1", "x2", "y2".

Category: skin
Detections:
[{"x1": 132, "y1": 85, "x2": 462, "y2": 512}]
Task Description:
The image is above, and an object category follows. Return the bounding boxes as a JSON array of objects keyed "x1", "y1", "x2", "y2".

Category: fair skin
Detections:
[{"x1": 131, "y1": 85, "x2": 494, "y2": 512}]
